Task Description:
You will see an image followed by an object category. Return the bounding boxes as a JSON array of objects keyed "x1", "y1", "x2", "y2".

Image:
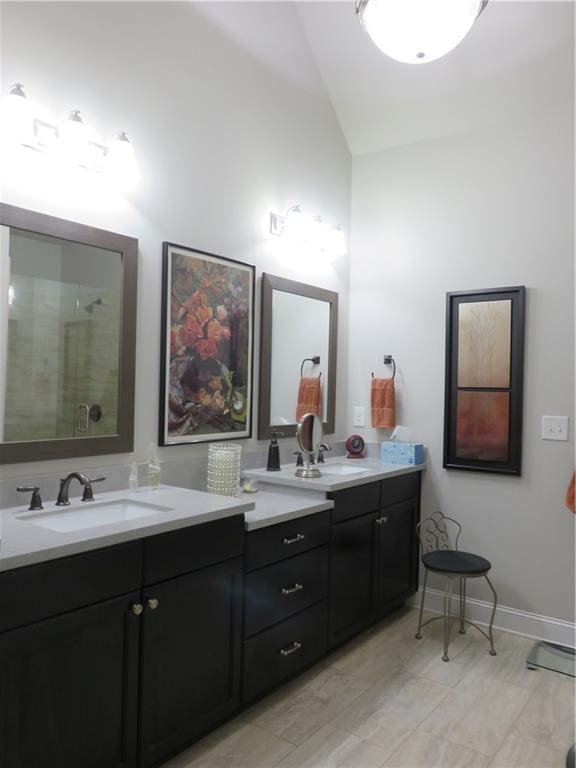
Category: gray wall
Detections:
[
  {"x1": 348, "y1": 100, "x2": 575, "y2": 623},
  {"x1": 0, "y1": 1, "x2": 351, "y2": 487}
]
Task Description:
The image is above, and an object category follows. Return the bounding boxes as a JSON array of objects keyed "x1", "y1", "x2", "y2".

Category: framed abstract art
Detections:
[
  {"x1": 159, "y1": 242, "x2": 255, "y2": 445},
  {"x1": 443, "y1": 286, "x2": 526, "y2": 475}
]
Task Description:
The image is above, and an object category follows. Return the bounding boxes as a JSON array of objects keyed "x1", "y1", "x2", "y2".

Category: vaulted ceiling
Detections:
[{"x1": 296, "y1": 1, "x2": 574, "y2": 156}]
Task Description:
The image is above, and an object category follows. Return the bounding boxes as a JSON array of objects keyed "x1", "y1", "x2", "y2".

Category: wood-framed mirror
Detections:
[
  {"x1": 258, "y1": 273, "x2": 338, "y2": 440},
  {"x1": 0, "y1": 203, "x2": 138, "y2": 464}
]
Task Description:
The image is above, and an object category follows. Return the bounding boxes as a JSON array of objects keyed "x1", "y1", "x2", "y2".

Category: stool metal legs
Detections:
[
  {"x1": 484, "y1": 574, "x2": 498, "y2": 656},
  {"x1": 459, "y1": 578, "x2": 466, "y2": 634},
  {"x1": 415, "y1": 568, "x2": 428, "y2": 640},
  {"x1": 414, "y1": 570, "x2": 498, "y2": 660},
  {"x1": 443, "y1": 576, "x2": 453, "y2": 662}
]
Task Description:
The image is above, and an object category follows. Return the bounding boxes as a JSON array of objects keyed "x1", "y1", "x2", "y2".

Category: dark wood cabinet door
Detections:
[
  {"x1": 328, "y1": 512, "x2": 378, "y2": 648},
  {"x1": 0, "y1": 592, "x2": 140, "y2": 768},
  {"x1": 139, "y1": 557, "x2": 243, "y2": 768},
  {"x1": 376, "y1": 499, "x2": 419, "y2": 614}
]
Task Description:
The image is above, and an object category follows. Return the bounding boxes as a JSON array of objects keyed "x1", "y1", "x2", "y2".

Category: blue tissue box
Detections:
[{"x1": 381, "y1": 442, "x2": 424, "y2": 466}]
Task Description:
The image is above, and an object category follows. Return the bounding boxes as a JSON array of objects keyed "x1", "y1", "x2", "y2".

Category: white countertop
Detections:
[
  {"x1": 0, "y1": 485, "x2": 254, "y2": 573},
  {"x1": 243, "y1": 457, "x2": 425, "y2": 492},
  {"x1": 241, "y1": 486, "x2": 334, "y2": 531}
]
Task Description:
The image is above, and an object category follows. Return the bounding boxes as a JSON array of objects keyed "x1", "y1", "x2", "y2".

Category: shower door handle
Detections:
[{"x1": 77, "y1": 403, "x2": 90, "y2": 433}]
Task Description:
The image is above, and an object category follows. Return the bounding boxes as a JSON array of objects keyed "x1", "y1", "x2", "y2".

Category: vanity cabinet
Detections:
[
  {"x1": 242, "y1": 511, "x2": 330, "y2": 704},
  {"x1": 0, "y1": 516, "x2": 244, "y2": 768},
  {"x1": 328, "y1": 472, "x2": 421, "y2": 649},
  {"x1": 0, "y1": 592, "x2": 140, "y2": 768}
]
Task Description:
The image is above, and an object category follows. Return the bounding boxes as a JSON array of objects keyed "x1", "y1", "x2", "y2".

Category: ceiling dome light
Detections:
[
  {"x1": 3, "y1": 83, "x2": 35, "y2": 146},
  {"x1": 104, "y1": 130, "x2": 139, "y2": 190},
  {"x1": 357, "y1": 0, "x2": 488, "y2": 64}
]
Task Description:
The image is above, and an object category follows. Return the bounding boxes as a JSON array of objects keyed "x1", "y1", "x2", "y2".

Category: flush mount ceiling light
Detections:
[{"x1": 356, "y1": 0, "x2": 488, "y2": 64}]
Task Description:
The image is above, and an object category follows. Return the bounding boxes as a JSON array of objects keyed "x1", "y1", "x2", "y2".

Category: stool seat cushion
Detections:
[{"x1": 422, "y1": 550, "x2": 491, "y2": 575}]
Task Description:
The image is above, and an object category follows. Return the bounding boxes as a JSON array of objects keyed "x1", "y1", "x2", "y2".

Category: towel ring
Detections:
[
  {"x1": 300, "y1": 356, "x2": 321, "y2": 377},
  {"x1": 371, "y1": 355, "x2": 396, "y2": 380}
]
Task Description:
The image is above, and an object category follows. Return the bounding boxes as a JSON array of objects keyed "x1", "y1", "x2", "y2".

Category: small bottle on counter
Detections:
[{"x1": 146, "y1": 444, "x2": 162, "y2": 489}]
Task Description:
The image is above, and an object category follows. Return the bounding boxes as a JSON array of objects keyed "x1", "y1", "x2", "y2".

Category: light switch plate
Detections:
[
  {"x1": 353, "y1": 406, "x2": 365, "y2": 428},
  {"x1": 541, "y1": 415, "x2": 569, "y2": 441}
]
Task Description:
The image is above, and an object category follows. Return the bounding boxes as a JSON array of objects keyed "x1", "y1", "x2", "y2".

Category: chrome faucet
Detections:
[{"x1": 56, "y1": 472, "x2": 105, "y2": 506}]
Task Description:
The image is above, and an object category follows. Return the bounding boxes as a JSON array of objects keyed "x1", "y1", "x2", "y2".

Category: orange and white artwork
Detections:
[{"x1": 458, "y1": 300, "x2": 512, "y2": 388}]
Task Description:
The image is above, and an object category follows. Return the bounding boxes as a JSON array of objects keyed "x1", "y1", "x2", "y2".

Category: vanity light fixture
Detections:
[
  {"x1": 2, "y1": 83, "x2": 138, "y2": 190},
  {"x1": 269, "y1": 205, "x2": 347, "y2": 257},
  {"x1": 356, "y1": 0, "x2": 488, "y2": 64}
]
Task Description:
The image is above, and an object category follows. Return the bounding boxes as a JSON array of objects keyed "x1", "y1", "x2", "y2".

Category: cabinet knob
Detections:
[
  {"x1": 281, "y1": 583, "x2": 303, "y2": 596},
  {"x1": 376, "y1": 516, "x2": 388, "y2": 525},
  {"x1": 131, "y1": 603, "x2": 144, "y2": 616},
  {"x1": 279, "y1": 641, "x2": 302, "y2": 657},
  {"x1": 147, "y1": 598, "x2": 160, "y2": 611},
  {"x1": 382, "y1": 516, "x2": 388, "y2": 523}
]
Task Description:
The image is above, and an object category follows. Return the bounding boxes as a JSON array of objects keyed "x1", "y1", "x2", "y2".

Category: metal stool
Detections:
[{"x1": 415, "y1": 511, "x2": 498, "y2": 662}]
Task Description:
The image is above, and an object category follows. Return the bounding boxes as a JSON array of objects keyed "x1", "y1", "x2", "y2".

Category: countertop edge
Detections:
[{"x1": 244, "y1": 499, "x2": 334, "y2": 531}]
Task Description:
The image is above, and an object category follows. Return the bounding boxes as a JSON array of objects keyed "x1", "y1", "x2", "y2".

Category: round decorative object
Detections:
[{"x1": 346, "y1": 434, "x2": 365, "y2": 459}]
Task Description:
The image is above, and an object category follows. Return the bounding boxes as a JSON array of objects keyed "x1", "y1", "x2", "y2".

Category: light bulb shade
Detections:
[
  {"x1": 3, "y1": 83, "x2": 35, "y2": 146},
  {"x1": 326, "y1": 226, "x2": 347, "y2": 258},
  {"x1": 104, "y1": 131, "x2": 139, "y2": 190},
  {"x1": 359, "y1": 0, "x2": 486, "y2": 64},
  {"x1": 59, "y1": 109, "x2": 89, "y2": 165},
  {"x1": 282, "y1": 206, "x2": 309, "y2": 243}
]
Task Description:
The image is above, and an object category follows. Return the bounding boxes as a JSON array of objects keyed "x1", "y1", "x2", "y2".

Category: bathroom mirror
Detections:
[
  {"x1": 0, "y1": 203, "x2": 138, "y2": 464},
  {"x1": 296, "y1": 412, "x2": 324, "y2": 457},
  {"x1": 295, "y1": 412, "x2": 324, "y2": 479},
  {"x1": 258, "y1": 273, "x2": 338, "y2": 440}
]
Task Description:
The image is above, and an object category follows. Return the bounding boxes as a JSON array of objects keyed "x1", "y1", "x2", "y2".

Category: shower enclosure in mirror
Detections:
[
  {"x1": 258, "y1": 273, "x2": 338, "y2": 440},
  {"x1": 0, "y1": 204, "x2": 137, "y2": 464}
]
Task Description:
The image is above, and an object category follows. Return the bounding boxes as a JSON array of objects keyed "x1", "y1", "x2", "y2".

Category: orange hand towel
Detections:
[
  {"x1": 295, "y1": 377, "x2": 322, "y2": 422},
  {"x1": 371, "y1": 377, "x2": 396, "y2": 429},
  {"x1": 565, "y1": 472, "x2": 575, "y2": 514}
]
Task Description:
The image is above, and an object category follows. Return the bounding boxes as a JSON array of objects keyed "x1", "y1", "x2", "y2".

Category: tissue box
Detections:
[{"x1": 381, "y1": 442, "x2": 424, "y2": 466}]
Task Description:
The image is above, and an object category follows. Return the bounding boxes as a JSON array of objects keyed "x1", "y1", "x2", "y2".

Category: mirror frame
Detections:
[
  {"x1": 0, "y1": 203, "x2": 138, "y2": 464},
  {"x1": 258, "y1": 273, "x2": 338, "y2": 440}
]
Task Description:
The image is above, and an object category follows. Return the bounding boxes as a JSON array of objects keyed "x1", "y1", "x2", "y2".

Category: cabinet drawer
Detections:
[
  {"x1": 0, "y1": 541, "x2": 142, "y2": 633},
  {"x1": 380, "y1": 473, "x2": 420, "y2": 508},
  {"x1": 245, "y1": 510, "x2": 330, "y2": 572},
  {"x1": 329, "y1": 482, "x2": 380, "y2": 523},
  {"x1": 242, "y1": 602, "x2": 327, "y2": 704},
  {"x1": 244, "y1": 546, "x2": 328, "y2": 637},
  {"x1": 143, "y1": 514, "x2": 244, "y2": 584}
]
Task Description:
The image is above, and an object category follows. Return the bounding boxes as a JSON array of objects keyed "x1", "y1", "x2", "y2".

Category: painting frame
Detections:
[
  {"x1": 443, "y1": 286, "x2": 526, "y2": 475},
  {"x1": 159, "y1": 242, "x2": 255, "y2": 446}
]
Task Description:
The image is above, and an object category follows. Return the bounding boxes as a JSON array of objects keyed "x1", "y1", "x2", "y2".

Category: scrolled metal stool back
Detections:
[{"x1": 416, "y1": 510, "x2": 462, "y2": 554}]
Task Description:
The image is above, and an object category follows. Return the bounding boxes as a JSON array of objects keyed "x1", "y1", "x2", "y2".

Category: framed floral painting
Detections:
[
  {"x1": 159, "y1": 242, "x2": 255, "y2": 445},
  {"x1": 443, "y1": 286, "x2": 525, "y2": 475}
]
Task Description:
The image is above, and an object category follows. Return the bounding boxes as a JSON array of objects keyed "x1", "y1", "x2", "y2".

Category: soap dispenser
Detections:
[{"x1": 266, "y1": 431, "x2": 283, "y2": 471}]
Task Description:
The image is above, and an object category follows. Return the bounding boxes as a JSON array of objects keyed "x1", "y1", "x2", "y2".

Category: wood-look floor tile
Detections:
[
  {"x1": 468, "y1": 632, "x2": 542, "y2": 691},
  {"x1": 162, "y1": 721, "x2": 294, "y2": 768},
  {"x1": 511, "y1": 672, "x2": 575, "y2": 752},
  {"x1": 243, "y1": 667, "x2": 372, "y2": 746},
  {"x1": 277, "y1": 724, "x2": 389, "y2": 768},
  {"x1": 420, "y1": 669, "x2": 532, "y2": 757},
  {"x1": 384, "y1": 729, "x2": 490, "y2": 767},
  {"x1": 489, "y1": 732, "x2": 566, "y2": 767},
  {"x1": 332, "y1": 671, "x2": 451, "y2": 759}
]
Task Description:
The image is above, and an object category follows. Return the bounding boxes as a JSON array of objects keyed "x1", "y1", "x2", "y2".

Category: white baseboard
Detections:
[{"x1": 407, "y1": 587, "x2": 576, "y2": 649}]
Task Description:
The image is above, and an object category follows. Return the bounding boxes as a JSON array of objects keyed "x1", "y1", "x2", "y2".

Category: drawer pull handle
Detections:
[
  {"x1": 279, "y1": 641, "x2": 302, "y2": 657},
  {"x1": 281, "y1": 583, "x2": 303, "y2": 596},
  {"x1": 131, "y1": 603, "x2": 144, "y2": 616},
  {"x1": 283, "y1": 533, "x2": 305, "y2": 545}
]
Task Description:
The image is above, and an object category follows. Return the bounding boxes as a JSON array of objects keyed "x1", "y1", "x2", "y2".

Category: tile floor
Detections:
[{"x1": 165, "y1": 608, "x2": 575, "y2": 768}]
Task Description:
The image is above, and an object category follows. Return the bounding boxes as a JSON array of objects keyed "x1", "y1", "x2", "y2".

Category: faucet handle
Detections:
[
  {"x1": 292, "y1": 450, "x2": 304, "y2": 467},
  {"x1": 17, "y1": 485, "x2": 43, "y2": 511},
  {"x1": 81, "y1": 476, "x2": 106, "y2": 502}
]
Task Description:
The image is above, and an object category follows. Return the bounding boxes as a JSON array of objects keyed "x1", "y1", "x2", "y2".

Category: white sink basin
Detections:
[
  {"x1": 18, "y1": 499, "x2": 173, "y2": 533},
  {"x1": 320, "y1": 464, "x2": 370, "y2": 476}
]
